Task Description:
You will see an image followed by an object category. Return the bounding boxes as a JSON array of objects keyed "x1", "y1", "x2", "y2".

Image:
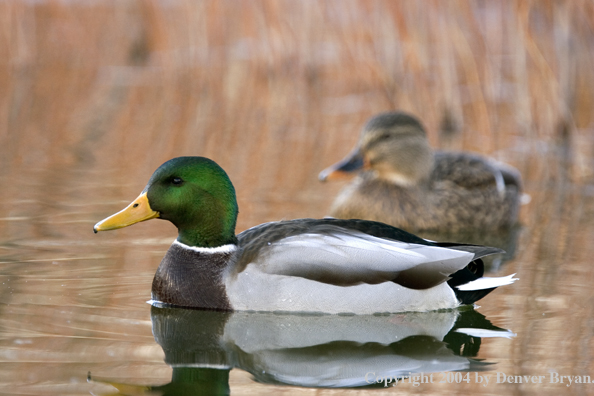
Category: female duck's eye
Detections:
[
  {"x1": 171, "y1": 177, "x2": 184, "y2": 186},
  {"x1": 376, "y1": 132, "x2": 391, "y2": 142}
]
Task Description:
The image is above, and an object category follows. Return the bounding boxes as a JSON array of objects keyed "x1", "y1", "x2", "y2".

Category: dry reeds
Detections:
[{"x1": 1, "y1": 0, "x2": 593, "y2": 234}]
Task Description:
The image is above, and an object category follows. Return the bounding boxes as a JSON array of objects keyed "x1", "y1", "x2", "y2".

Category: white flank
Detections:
[
  {"x1": 173, "y1": 239, "x2": 237, "y2": 254},
  {"x1": 456, "y1": 273, "x2": 518, "y2": 291}
]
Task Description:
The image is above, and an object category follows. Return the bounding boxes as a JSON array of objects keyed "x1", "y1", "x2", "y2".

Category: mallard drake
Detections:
[
  {"x1": 319, "y1": 112, "x2": 523, "y2": 233},
  {"x1": 94, "y1": 156, "x2": 517, "y2": 314}
]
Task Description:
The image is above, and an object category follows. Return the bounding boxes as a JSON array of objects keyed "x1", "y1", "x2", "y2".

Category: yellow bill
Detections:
[{"x1": 94, "y1": 192, "x2": 159, "y2": 232}]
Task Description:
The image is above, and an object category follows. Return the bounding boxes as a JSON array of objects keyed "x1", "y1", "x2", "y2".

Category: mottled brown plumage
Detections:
[{"x1": 320, "y1": 112, "x2": 522, "y2": 233}]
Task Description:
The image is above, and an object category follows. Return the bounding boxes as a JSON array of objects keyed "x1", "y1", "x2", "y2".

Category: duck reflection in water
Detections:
[{"x1": 89, "y1": 307, "x2": 514, "y2": 395}]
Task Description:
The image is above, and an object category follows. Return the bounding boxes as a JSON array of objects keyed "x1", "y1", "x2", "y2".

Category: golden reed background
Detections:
[
  {"x1": 3, "y1": 0, "x2": 594, "y2": 228},
  {"x1": 1, "y1": 1, "x2": 594, "y2": 395},
  {"x1": 3, "y1": 2, "x2": 593, "y2": 175},
  {"x1": 2, "y1": 0, "x2": 593, "y2": 250}
]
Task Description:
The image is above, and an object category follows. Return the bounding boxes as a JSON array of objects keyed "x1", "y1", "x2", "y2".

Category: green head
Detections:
[{"x1": 94, "y1": 156, "x2": 239, "y2": 248}]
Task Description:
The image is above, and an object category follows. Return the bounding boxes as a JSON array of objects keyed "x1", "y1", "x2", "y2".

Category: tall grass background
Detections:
[{"x1": 3, "y1": 2, "x2": 593, "y2": 184}]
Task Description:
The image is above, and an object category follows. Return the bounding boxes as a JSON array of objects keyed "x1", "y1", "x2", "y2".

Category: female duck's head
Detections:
[
  {"x1": 320, "y1": 112, "x2": 434, "y2": 185},
  {"x1": 94, "y1": 157, "x2": 238, "y2": 248}
]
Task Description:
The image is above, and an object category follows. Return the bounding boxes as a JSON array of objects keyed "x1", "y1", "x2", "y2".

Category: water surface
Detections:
[{"x1": 1, "y1": 158, "x2": 593, "y2": 395}]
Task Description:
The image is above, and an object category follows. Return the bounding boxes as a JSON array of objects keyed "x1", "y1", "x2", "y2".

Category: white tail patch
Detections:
[
  {"x1": 456, "y1": 273, "x2": 518, "y2": 291},
  {"x1": 455, "y1": 328, "x2": 516, "y2": 339}
]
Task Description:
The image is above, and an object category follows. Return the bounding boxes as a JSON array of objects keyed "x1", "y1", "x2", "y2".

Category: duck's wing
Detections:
[
  {"x1": 433, "y1": 152, "x2": 522, "y2": 193},
  {"x1": 236, "y1": 219, "x2": 479, "y2": 290}
]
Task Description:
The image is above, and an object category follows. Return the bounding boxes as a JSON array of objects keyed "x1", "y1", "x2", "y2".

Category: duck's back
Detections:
[
  {"x1": 329, "y1": 152, "x2": 521, "y2": 233},
  {"x1": 228, "y1": 218, "x2": 509, "y2": 314},
  {"x1": 432, "y1": 151, "x2": 522, "y2": 192}
]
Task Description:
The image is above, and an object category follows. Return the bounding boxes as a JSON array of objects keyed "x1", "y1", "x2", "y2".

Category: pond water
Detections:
[{"x1": 1, "y1": 150, "x2": 593, "y2": 396}]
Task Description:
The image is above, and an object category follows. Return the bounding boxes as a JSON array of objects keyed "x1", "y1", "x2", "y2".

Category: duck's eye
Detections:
[
  {"x1": 171, "y1": 177, "x2": 184, "y2": 186},
  {"x1": 376, "y1": 132, "x2": 391, "y2": 142}
]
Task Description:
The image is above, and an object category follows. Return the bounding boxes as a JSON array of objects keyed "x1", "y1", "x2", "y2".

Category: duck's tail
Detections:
[
  {"x1": 455, "y1": 274, "x2": 518, "y2": 292},
  {"x1": 439, "y1": 243, "x2": 518, "y2": 304},
  {"x1": 451, "y1": 272, "x2": 518, "y2": 305}
]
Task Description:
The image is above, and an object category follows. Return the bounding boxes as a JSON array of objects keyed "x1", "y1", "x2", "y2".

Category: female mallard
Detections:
[
  {"x1": 319, "y1": 112, "x2": 523, "y2": 233},
  {"x1": 94, "y1": 156, "x2": 516, "y2": 314}
]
